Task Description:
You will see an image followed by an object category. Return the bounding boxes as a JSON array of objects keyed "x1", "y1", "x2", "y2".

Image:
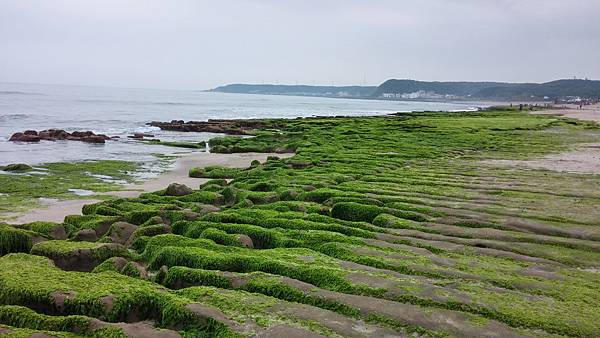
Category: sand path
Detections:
[{"x1": 7, "y1": 152, "x2": 293, "y2": 224}]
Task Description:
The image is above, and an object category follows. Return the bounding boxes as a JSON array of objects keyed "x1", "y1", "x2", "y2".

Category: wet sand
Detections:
[
  {"x1": 532, "y1": 103, "x2": 600, "y2": 123},
  {"x1": 7, "y1": 151, "x2": 293, "y2": 224},
  {"x1": 483, "y1": 144, "x2": 600, "y2": 175},
  {"x1": 484, "y1": 104, "x2": 600, "y2": 174}
]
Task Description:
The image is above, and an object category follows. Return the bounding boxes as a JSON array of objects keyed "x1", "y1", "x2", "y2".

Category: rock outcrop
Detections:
[
  {"x1": 9, "y1": 129, "x2": 113, "y2": 143},
  {"x1": 147, "y1": 119, "x2": 273, "y2": 135},
  {"x1": 165, "y1": 183, "x2": 194, "y2": 196}
]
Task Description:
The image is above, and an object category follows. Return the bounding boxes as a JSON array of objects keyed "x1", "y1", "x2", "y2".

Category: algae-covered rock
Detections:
[
  {"x1": 165, "y1": 183, "x2": 193, "y2": 196},
  {"x1": 0, "y1": 163, "x2": 33, "y2": 172},
  {"x1": 236, "y1": 234, "x2": 254, "y2": 249},
  {"x1": 73, "y1": 229, "x2": 98, "y2": 242},
  {"x1": 31, "y1": 241, "x2": 129, "y2": 272},
  {"x1": 107, "y1": 222, "x2": 138, "y2": 245}
]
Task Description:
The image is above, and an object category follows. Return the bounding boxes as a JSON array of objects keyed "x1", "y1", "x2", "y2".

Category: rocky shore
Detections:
[
  {"x1": 9, "y1": 129, "x2": 114, "y2": 143},
  {"x1": 147, "y1": 119, "x2": 274, "y2": 135}
]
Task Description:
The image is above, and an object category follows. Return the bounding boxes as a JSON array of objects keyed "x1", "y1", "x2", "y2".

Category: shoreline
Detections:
[
  {"x1": 4, "y1": 104, "x2": 599, "y2": 225},
  {"x1": 5, "y1": 151, "x2": 293, "y2": 224}
]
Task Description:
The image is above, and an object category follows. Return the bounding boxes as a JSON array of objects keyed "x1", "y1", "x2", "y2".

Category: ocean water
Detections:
[{"x1": 0, "y1": 82, "x2": 487, "y2": 166}]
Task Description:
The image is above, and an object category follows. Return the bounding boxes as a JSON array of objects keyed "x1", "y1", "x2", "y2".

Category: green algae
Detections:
[
  {"x1": 2, "y1": 109, "x2": 600, "y2": 336},
  {"x1": 0, "y1": 160, "x2": 140, "y2": 219}
]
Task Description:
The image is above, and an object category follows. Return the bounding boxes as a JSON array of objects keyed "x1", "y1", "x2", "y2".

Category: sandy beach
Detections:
[
  {"x1": 532, "y1": 103, "x2": 600, "y2": 123},
  {"x1": 7, "y1": 151, "x2": 293, "y2": 224},
  {"x1": 483, "y1": 104, "x2": 600, "y2": 174}
]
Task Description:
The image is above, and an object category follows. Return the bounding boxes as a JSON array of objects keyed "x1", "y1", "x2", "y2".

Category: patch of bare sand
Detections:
[
  {"x1": 483, "y1": 143, "x2": 600, "y2": 174},
  {"x1": 533, "y1": 103, "x2": 600, "y2": 123},
  {"x1": 6, "y1": 152, "x2": 293, "y2": 224}
]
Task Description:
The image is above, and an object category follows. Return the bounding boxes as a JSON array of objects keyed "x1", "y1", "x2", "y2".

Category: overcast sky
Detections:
[{"x1": 0, "y1": 0, "x2": 599, "y2": 90}]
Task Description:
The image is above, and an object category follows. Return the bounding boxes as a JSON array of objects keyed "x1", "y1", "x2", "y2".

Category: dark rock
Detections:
[
  {"x1": 73, "y1": 229, "x2": 98, "y2": 242},
  {"x1": 165, "y1": 183, "x2": 194, "y2": 196},
  {"x1": 9, "y1": 132, "x2": 40, "y2": 142},
  {"x1": 39, "y1": 129, "x2": 70, "y2": 140},
  {"x1": 50, "y1": 225, "x2": 68, "y2": 240},
  {"x1": 111, "y1": 257, "x2": 129, "y2": 271},
  {"x1": 127, "y1": 261, "x2": 149, "y2": 279},
  {"x1": 10, "y1": 129, "x2": 114, "y2": 144},
  {"x1": 51, "y1": 290, "x2": 77, "y2": 313},
  {"x1": 237, "y1": 234, "x2": 254, "y2": 248},
  {"x1": 81, "y1": 135, "x2": 106, "y2": 144},
  {"x1": 147, "y1": 119, "x2": 274, "y2": 135},
  {"x1": 196, "y1": 204, "x2": 221, "y2": 214},
  {"x1": 71, "y1": 131, "x2": 94, "y2": 138},
  {"x1": 1, "y1": 163, "x2": 33, "y2": 172},
  {"x1": 108, "y1": 222, "x2": 138, "y2": 245},
  {"x1": 45, "y1": 243, "x2": 126, "y2": 272},
  {"x1": 128, "y1": 133, "x2": 154, "y2": 139},
  {"x1": 182, "y1": 210, "x2": 201, "y2": 221}
]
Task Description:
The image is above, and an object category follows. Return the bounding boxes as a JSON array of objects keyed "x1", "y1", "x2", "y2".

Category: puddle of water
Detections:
[{"x1": 68, "y1": 188, "x2": 95, "y2": 196}]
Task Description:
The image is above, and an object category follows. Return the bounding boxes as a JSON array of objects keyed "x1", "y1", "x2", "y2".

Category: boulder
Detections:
[
  {"x1": 108, "y1": 222, "x2": 138, "y2": 245},
  {"x1": 237, "y1": 234, "x2": 254, "y2": 248},
  {"x1": 128, "y1": 133, "x2": 154, "y2": 139},
  {"x1": 166, "y1": 183, "x2": 194, "y2": 196},
  {"x1": 9, "y1": 132, "x2": 40, "y2": 142},
  {"x1": 111, "y1": 257, "x2": 129, "y2": 271},
  {"x1": 1, "y1": 163, "x2": 33, "y2": 172},
  {"x1": 180, "y1": 210, "x2": 201, "y2": 221},
  {"x1": 9, "y1": 129, "x2": 114, "y2": 143},
  {"x1": 39, "y1": 129, "x2": 70, "y2": 140},
  {"x1": 73, "y1": 229, "x2": 98, "y2": 242},
  {"x1": 71, "y1": 131, "x2": 94, "y2": 138},
  {"x1": 126, "y1": 261, "x2": 149, "y2": 279},
  {"x1": 81, "y1": 135, "x2": 106, "y2": 144},
  {"x1": 197, "y1": 204, "x2": 221, "y2": 214}
]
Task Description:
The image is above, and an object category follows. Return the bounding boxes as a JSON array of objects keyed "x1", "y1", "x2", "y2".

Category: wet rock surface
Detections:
[
  {"x1": 73, "y1": 229, "x2": 98, "y2": 242},
  {"x1": 9, "y1": 129, "x2": 112, "y2": 143},
  {"x1": 147, "y1": 119, "x2": 273, "y2": 135}
]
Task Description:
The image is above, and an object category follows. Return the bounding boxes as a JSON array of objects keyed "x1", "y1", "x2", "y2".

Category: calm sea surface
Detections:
[{"x1": 0, "y1": 82, "x2": 487, "y2": 166}]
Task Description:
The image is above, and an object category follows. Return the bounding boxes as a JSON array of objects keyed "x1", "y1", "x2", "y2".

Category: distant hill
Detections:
[
  {"x1": 210, "y1": 79, "x2": 600, "y2": 101},
  {"x1": 374, "y1": 80, "x2": 512, "y2": 98},
  {"x1": 375, "y1": 79, "x2": 600, "y2": 101},
  {"x1": 471, "y1": 80, "x2": 600, "y2": 100},
  {"x1": 209, "y1": 84, "x2": 377, "y2": 98}
]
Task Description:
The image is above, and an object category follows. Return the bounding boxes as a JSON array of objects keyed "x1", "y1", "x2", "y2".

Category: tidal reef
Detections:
[
  {"x1": 1, "y1": 108, "x2": 600, "y2": 337},
  {"x1": 147, "y1": 119, "x2": 275, "y2": 135}
]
